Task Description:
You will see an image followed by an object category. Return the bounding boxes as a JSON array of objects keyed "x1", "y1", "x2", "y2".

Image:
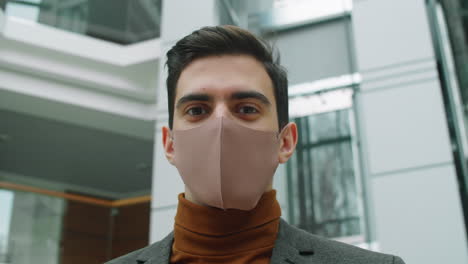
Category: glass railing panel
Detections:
[
  {"x1": 0, "y1": 188, "x2": 64, "y2": 264},
  {"x1": 2, "y1": 0, "x2": 161, "y2": 45},
  {"x1": 0, "y1": 183, "x2": 151, "y2": 264},
  {"x1": 0, "y1": 190, "x2": 14, "y2": 264}
]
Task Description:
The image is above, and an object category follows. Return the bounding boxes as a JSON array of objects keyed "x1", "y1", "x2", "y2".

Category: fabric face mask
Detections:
[{"x1": 172, "y1": 117, "x2": 281, "y2": 210}]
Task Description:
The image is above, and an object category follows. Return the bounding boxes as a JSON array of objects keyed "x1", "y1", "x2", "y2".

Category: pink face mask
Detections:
[{"x1": 172, "y1": 117, "x2": 281, "y2": 210}]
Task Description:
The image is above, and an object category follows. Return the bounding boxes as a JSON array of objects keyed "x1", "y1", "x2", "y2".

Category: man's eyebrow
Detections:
[
  {"x1": 176, "y1": 93, "x2": 212, "y2": 109},
  {"x1": 230, "y1": 91, "x2": 271, "y2": 106}
]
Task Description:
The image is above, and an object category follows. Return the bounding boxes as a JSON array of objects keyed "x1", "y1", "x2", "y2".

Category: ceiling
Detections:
[{"x1": 0, "y1": 109, "x2": 154, "y2": 199}]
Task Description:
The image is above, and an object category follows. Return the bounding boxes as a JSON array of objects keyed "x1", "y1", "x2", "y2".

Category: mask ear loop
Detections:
[
  {"x1": 169, "y1": 130, "x2": 175, "y2": 144},
  {"x1": 276, "y1": 123, "x2": 288, "y2": 141}
]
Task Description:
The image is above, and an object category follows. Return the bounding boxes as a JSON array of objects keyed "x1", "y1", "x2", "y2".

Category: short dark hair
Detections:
[{"x1": 166, "y1": 25, "x2": 288, "y2": 130}]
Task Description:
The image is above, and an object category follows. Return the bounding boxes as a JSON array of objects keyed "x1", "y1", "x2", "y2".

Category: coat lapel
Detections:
[{"x1": 270, "y1": 219, "x2": 318, "y2": 264}]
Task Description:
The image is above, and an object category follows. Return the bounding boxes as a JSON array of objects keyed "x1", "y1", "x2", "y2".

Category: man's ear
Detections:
[
  {"x1": 162, "y1": 126, "x2": 175, "y2": 165},
  {"x1": 278, "y1": 122, "x2": 298, "y2": 164}
]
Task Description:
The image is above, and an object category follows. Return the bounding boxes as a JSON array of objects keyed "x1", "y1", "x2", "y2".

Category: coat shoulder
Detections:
[
  {"x1": 104, "y1": 247, "x2": 146, "y2": 264},
  {"x1": 280, "y1": 220, "x2": 405, "y2": 264},
  {"x1": 310, "y1": 233, "x2": 404, "y2": 264},
  {"x1": 104, "y1": 231, "x2": 174, "y2": 264}
]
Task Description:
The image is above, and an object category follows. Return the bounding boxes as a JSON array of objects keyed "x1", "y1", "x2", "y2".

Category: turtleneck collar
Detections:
[{"x1": 172, "y1": 190, "x2": 281, "y2": 257}]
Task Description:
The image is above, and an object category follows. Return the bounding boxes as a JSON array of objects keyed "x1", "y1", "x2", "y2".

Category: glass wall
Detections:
[
  {"x1": 0, "y1": 186, "x2": 150, "y2": 264},
  {"x1": 0, "y1": 0, "x2": 162, "y2": 44}
]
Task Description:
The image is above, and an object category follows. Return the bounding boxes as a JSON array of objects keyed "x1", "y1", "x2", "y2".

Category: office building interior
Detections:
[{"x1": 0, "y1": 0, "x2": 467, "y2": 263}]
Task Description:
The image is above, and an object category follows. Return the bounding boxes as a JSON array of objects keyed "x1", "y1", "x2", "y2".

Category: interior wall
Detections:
[
  {"x1": 111, "y1": 202, "x2": 150, "y2": 259},
  {"x1": 60, "y1": 200, "x2": 150, "y2": 263},
  {"x1": 352, "y1": 0, "x2": 468, "y2": 263}
]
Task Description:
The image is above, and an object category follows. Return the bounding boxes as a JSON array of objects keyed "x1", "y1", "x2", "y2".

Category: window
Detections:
[{"x1": 286, "y1": 84, "x2": 366, "y2": 243}]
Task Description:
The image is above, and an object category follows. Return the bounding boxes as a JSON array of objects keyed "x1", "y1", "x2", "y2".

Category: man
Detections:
[{"x1": 106, "y1": 25, "x2": 405, "y2": 264}]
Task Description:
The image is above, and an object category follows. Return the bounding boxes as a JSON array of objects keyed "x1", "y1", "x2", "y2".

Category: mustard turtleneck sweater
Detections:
[{"x1": 170, "y1": 190, "x2": 281, "y2": 264}]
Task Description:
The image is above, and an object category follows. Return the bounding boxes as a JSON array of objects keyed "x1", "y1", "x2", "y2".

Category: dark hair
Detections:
[{"x1": 166, "y1": 25, "x2": 288, "y2": 130}]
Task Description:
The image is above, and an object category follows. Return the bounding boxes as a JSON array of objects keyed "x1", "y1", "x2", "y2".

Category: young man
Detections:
[{"x1": 107, "y1": 25, "x2": 405, "y2": 264}]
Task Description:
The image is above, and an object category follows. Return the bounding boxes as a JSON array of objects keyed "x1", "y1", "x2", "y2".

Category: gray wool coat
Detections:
[{"x1": 105, "y1": 219, "x2": 405, "y2": 264}]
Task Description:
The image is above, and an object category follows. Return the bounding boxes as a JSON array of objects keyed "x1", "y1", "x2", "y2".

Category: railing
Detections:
[{"x1": 0, "y1": 181, "x2": 151, "y2": 207}]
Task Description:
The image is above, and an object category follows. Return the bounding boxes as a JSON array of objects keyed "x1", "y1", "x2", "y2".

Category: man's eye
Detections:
[
  {"x1": 238, "y1": 106, "x2": 259, "y2": 114},
  {"x1": 186, "y1": 107, "x2": 207, "y2": 116}
]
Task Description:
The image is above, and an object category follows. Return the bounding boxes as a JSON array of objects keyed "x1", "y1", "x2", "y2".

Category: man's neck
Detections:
[{"x1": 183, "y1": 184, "x2": 275, "y2": 208}]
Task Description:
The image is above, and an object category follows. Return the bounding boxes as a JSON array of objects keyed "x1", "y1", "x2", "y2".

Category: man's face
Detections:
[
  {"x1": 172, "y1": 54, "x2": 279, "y2": 132},
  {"x1": 162, "y1": 54, "x2": 297, "y2": 204}
]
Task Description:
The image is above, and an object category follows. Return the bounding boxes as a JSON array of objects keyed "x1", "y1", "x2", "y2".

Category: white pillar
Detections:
[
  {"x1": 149, "y1": 0, "x2": 220, "y2": 243},
  {"x1": 352, "y1": 0, "x2": 468, "y2": 263}
]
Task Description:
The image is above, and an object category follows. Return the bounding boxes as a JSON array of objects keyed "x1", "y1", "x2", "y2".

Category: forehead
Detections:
[{"x1": 175, "y1": 55, "x2": 275, "y2": 99}]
